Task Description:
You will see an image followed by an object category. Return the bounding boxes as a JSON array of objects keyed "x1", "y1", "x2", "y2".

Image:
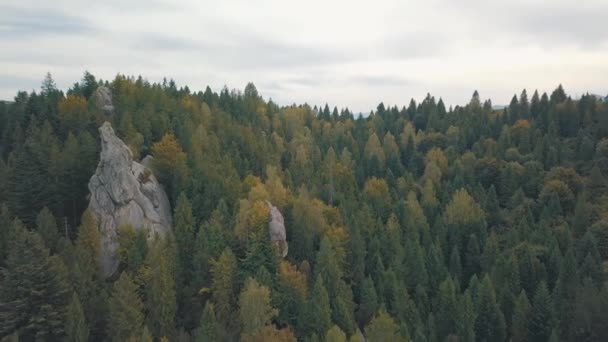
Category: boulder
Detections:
[
  {"x1": 93, "y1": 86, "x2": 115, "y2": 116},
  {"x1": 266, "y1": 201, "x2": 288, "y2": 257},
  {"x1": 88, "y1": 122, "x2": 172, "y2": 276}
]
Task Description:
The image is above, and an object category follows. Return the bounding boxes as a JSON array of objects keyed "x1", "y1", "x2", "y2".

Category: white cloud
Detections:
[{"x1": 1, "y1": 0, "x2": 607, "y2": 112}]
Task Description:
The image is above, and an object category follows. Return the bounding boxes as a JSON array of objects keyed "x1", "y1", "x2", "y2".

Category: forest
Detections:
[{"x1": 1, "y1": 72, "x2": 608, "y2": 342}]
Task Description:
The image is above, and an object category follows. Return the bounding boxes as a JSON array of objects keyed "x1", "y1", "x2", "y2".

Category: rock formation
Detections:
[
  {"x1": 266, "y1": 201, "x2": 288, "y2": 257},
  {"x1": 88, "y1": 122, "x2": 172, "y2": 276},
  {"x1": 93, "y1": 86, "x2": 115, "y2": 116}
]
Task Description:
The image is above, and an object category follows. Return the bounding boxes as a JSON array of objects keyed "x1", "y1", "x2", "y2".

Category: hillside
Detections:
[{"x1": 1, "y1": 72, "x2": 608, "y2": 341}]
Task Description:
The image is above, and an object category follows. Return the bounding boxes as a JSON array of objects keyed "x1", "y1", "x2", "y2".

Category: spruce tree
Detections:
[
  {"x1": 305, "y1": 276, "x2": 332, "y2": 338},
  {"x1": 356, "y1": 277, "x2": 378, "y2": 327},
  {"x1": 35, "y1": 207, "x2": 59, "y2": 253},
  {"x1": 511, "y1": 290, "x2": 531, "y2": 342},
  {"x1": 474, "y1": 275, "x2": 506, "y2": 342},
  {"x1": 107, "y1": 272, "x2": 144, "y2": 342},
  {"x1": 73, "y1": 210, "x2": 106, "y2": 339},
  {"x1": 65, "y1": 292, "x2": 89, "y2": 342},
  {"x1": 146, "y1": 239, "x2": 177, "y2": 338},
  {"x1": 195, "y1": 302, "x2": 218, "y2": 342},
  {"x1": 0, "y1": 225, "x2": 70, "y2": 340},
  {"x1": 528, "y1": 282, "x2": 555, "y2": 342}
]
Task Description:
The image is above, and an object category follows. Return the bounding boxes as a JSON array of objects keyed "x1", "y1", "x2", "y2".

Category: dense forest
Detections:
[{"x1": 1, "y1": 72, "x2": 608, "y2": 342}]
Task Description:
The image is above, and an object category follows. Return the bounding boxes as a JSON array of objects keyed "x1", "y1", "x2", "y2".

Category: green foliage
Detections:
[
  {"x1": 529, "y1": 282, "x2": 555, "y2": 342},
  {"x1": 194, "y1": 302, "x2": 218, "y2": 342},
  {"x1": 239, "y1": 277, "x2": 278, "y2": 335},
  {"x1": 145, "y1": 239, "x2": 177, "y2": 338},
  {"x1": 1, "y1": 75, "x2": 607, "y2": 340},
  {"x1": 107, "y1": 272, "x2": 144, "y2": 342},
  {"x1": 474, "y1": 275, "x2": 506, "y2": 342},
  {"x1": 326, "y1": 325, "x2": 347, "y2": 342},
  {"x1": 305, "y1": 276, "x2": 332, "y2": 338},
  {"x1": 0, "y1": 225, "x2": 70, "y2": 340},
  {"x1": 210, "y1": 248, "x2": 238, "y2": 336},
  {"x1": 65, "y1": 292, "x2": 89, "y2": 342},
  {"x1": 364, "y1": 309, "x2": 403, "y2": 342}
]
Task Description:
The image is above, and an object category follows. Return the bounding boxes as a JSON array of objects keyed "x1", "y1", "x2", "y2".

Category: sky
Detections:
[{"x1": 1, "y1": 0, "x2": 607, "y2": 113}]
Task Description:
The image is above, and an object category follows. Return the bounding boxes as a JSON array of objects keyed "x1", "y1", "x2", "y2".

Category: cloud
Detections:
[
  {"x1": 513, "y1": 4, "x2": 608, "y2": 47},
  {"x1": 0, "y1": 0, "x2": 607, "y2": 112},
  {"x1": 0, "y1": 5, "x2": 95, "y2": 37},
  {"x1": 349, "y1": 75, "x2": 416, "y2": 87}
]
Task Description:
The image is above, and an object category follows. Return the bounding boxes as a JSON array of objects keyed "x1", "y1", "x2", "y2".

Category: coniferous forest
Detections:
[{"x1": 1, "y1": 72, "x2": 608, "y2": 342}]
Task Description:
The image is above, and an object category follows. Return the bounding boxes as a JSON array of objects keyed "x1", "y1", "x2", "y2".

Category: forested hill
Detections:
[{"x1": 1, "y1": 72, "x2": 608, "y2": 341}]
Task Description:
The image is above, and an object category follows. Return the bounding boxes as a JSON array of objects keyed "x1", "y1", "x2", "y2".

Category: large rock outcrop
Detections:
[
  {"x1": 93, "y1": 86, "x2": 115, "y2": 116},
  {"x1": 88, "y1": 122, "x2": 172, "y2": 276},
  {"x1": 266, "y1": 201, "x2": 288, "y2": 257}
]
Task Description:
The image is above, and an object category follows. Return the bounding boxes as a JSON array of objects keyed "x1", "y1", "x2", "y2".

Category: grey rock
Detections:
[
  {"x1": 94, "y1": 86, "x2": 115, "y2": 116},
  {"x1": 88, "y1": 122, "x2": 172, "y2": 276},
  {"x1": 266, "y1": 201, "x2": 288, "y2": 257}
]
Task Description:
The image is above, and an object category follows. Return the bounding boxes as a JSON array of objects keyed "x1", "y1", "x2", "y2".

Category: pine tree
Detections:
[
  {"x1": 449, "y1": 245, "x2": 462, "y2": 284},
  {"x1": 173, "y1": 192, "x2": 196, "y2": 328},
  {"x1": 73, "y1": 210, "x2": 106, "y2": 338},
  {"x1": 356, "y1": 277, "x2": 378, "y2": 327},
  {"x1": 553, "y1": 249, "x2": 577, "y2": 339},
  {"x1": 35, "y1": 207, "x2": 59, "y2": 253},
  {"x1": 464, "y1": 234, "x2": 481, "y2": 280},
  {"x1": 305, "y1": 276, "x2": 332, "y2": 337},
  {"x1": 194, "y1": 302, "x2": 218, "y2": 342},
  {"x1": 528, "y1": 282, "x2": 555, "y2": 342},
  {"x1": 146, "y1": 239, "x2": 177, "y2": 338},
  {"x1": 239, "y1": 277, "x2": 278, "y2": 336},
  {"x1": 107, "y1": 272, "x2": 144, "y2": 342},
  {"x1": 65, "y1": 292, "x2": 89, "y2": 342},
  {"x1": 326, "y1": 325, "x2": 347, "y2": 342},
  {"x1": 0, "y1": 225, "x2": 70, "y2": 340},
  {"x1": 436, "y1": 276, "x2": 458, "y2": 339},
  {"x1": 511, "y1": 290, "x2": 531, "y2": 342},
  {"x1": 0, "y1": 204, "x2": 16, "y2": 265},
  {"x1": 365, "y1": 309, "x2": 403, "y2": 342},
  {"x1": 456, "y1": 290, "x2": 476, "y2": 342},
  {"x1": 174, "y1": 192, "x2": 195, "y2": 285},
  {"x1": 474, "y1": 275, "x2": 506, "y2": 342},
  {"x1": 210, "y1": 247, "x2": 238, "y2": 336}
]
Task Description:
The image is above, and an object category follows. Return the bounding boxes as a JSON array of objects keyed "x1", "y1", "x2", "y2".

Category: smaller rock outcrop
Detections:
[
  {"x1": 266, "y1": 201, "x2": 288, "y2": 257},
  {"x1": 93, "y1": 86, "x2": 115, "y2": 116},
  {"x1": 88, "y1": 122, "x2": 172, "y2": 276}
]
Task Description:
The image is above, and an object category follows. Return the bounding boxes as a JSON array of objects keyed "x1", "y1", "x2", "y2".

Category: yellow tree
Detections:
[
  {"x1": 364, "y1": 309, "x2": 404, "y2": 342},
  {"x1": 239, "y1": 278, "x2": 278, "y2": 337},
  {"x1": 151, "y1": 133, "x2": 188, "y2": 193},
  {"x1": 443, "y1": 188, "x2": 487, "y2": 251}
]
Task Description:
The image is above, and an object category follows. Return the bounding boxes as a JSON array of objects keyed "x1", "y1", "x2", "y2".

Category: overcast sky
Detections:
[{"x1": 1, "y1": 0, "x2": 607, "y2": 113}]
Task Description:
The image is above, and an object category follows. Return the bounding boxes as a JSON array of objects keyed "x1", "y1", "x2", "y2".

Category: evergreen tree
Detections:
[
  {"x1": 210, "y1": 248, "x2": 238, "y2": 337},
  {"x1": 35, "y1": 207, "x2": 59, "y2": 253},
  {"x1": 65, "y1": 292, "x2": 89, "y2": 342},
  {"x1": 0, "y1": 225, "x2": 70, "y2": 340},
  {"x1": 436, "y1": 276, "x2": 458, "y2": 339},
  {"x1": 73, "y1": 210, "x2": 106, "y2": 339},
  {"x1": 511, "y1": 290, "x2": 531, "y2": 342},
  {"x1": 173, "y1": 192, "x2": 196, "y2": 328},
  {"x1": 326, "y1": 325, "x2": 347, "y2": 342},
  {"x1": 474, "y1": 275, "x2": 506, "y2": 342},
  {"x1": 194, "y1": 302, "x2": 218, "y2": 342},
  {"x1": 107, "y1": 272, "x2": 144, "y2": 342},
  {"x1": 239, "y1": 277, "x2": 278, "y2": 336},
  {"x1": 529, "y1": 282, "x2": 555, "y2": 342},
  {"x1": 305, "y1": 276, "x2": 332, "y2": 338},
  {"x1": 364, "y1": 309, "x2": 403, "y2": 342},
  {"x1": 146, "y1": 239, "x2": 177, "y2": 338}
]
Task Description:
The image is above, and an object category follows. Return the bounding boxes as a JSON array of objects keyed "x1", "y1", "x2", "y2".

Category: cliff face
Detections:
[
  {"x1": 267, "y1": 201, "x2": 288, "y2": 258},
  {"x1": 88, "y1": 122, "x2": 172, "y2": 276}
]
